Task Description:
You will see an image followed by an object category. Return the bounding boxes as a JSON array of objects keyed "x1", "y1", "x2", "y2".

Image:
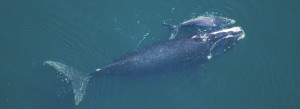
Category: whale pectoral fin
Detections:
[
  {"x1": 169, "y1": 33, "x2": 177, "y2": 40},
  {"x1": 162, "y1": 23, "x2": 179, "y2": 39}
]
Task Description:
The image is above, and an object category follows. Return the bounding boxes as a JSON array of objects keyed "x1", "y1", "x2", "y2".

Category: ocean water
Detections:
[{"x1": 1, "y1": 0, "x2": 300, "y2": 109}]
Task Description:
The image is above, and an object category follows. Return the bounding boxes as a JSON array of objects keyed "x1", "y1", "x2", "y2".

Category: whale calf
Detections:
[
  {"x1": 45, "y1": 26, "x2": 245, "y2": 105},
  {"x1": 163, "y1": 16, "x2": 236, "y2": 39}
]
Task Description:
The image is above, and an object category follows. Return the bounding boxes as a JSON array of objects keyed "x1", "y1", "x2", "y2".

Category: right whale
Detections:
[
  {"x1": 45, "y1": 26, "x2": 245, "y2": 105},
  {"x1": 163, "y1": 16, "x2": 236, "y2": 39}
]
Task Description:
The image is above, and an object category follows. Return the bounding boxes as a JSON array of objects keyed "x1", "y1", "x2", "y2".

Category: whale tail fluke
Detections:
[
  {"x1": 162, "y1": 23, "x2": 179, "y2": 39},
  {"x1": 44, "y1": 61, "x2": 91, "y2": 105}
]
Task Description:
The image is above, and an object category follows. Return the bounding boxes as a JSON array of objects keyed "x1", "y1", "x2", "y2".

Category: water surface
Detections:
[{"x1": 1, "y1": 0, "x2": 300, "y2": 109}]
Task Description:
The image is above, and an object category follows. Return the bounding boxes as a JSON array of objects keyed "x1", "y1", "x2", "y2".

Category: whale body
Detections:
[{"x1": 45, "y1": 26, "x2": 245, "y2": 105}]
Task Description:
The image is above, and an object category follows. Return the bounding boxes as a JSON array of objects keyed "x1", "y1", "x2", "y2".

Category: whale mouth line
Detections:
[
  {"x1": 207, "y1": 35, "x2": 232, "y2": 60},
  {"x1": 209, "y1": 35, "x2": 229, "y2": 52}
]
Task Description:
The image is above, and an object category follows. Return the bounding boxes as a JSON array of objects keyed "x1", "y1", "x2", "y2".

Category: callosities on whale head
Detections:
[
  {"x1": 213, "y1": 16, "x2": 236, "y2": 28},
  {"x1": 206, "y1": 26, "x2": 245, "y2": 59}
]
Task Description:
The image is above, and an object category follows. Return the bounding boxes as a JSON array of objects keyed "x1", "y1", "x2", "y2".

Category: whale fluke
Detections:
[{"x1": 44, "y1": 61, "x2": 91, "y2": 105}]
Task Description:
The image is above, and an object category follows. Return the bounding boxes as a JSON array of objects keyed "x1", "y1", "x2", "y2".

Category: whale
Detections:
[
  {"x1": 163, "y1": 16, "x2": 236, "y2": 39},
  {"x1": 45, "y1": 26, "x2": 245, "y2": 105}
]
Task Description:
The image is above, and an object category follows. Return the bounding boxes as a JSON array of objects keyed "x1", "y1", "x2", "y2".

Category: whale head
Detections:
[
  {"x1": 213, "y1": 17, "x2": 236, "y2": 28},
  {"x1": 206, "y1": 27, "x2": 245, "y2": 59}
]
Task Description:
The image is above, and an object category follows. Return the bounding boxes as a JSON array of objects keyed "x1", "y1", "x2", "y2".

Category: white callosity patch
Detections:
[
  {"x1": 207, "y1": 26, "x2": 245, "y2": 61},
  {"x1": 191, "y1": 35, "x2": 198, "y2": 39},
  {"x1": 200, "y1": 35, "x2": 209, "y2": 42},
  {"x1": 191, "y1": 34, "x2": 209, "y2": 42},
  {"x1": 211, "y1": 27, "x2": 242, "y2": 35},
  {"x1": 224, "y1": 35, "x2": 234, "y2": 38}
]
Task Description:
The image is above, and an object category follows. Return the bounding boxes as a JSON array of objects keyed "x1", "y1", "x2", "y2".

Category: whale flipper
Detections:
[
  {"x1": 162, "y1": 23, "x2": 179, "y2": 39},
  {"x1": 44, "y1": 61, "x2": 91, "y2": 105}
]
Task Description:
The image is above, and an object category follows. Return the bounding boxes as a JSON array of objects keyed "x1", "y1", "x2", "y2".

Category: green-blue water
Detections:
[{"x1": 1, "y1": 0, "x2": 300, "y2": 109}]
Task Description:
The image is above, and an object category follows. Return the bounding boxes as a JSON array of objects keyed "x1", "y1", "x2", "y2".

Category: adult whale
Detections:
[{"x1": 45, "y1": 26, "x2": 245, "y2": 105}]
